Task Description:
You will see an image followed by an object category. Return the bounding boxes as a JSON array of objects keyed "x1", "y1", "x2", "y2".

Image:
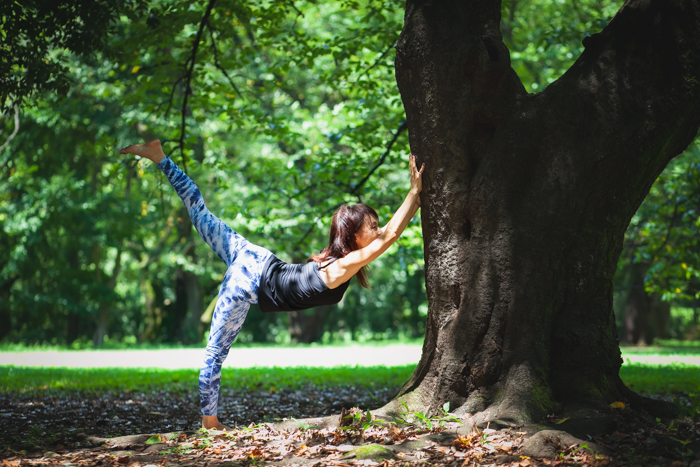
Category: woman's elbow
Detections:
[{"x1": 381, "y1": 229, "x2": 400, "y2": 244}]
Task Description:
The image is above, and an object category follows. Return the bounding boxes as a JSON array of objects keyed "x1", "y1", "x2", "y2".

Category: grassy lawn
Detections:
[
  {"x1": 0, "y1": 364, "x2": 415, "y2": 394},
  {"x1": 1, "y1": 355, "x2": 698, "y2": 397}
]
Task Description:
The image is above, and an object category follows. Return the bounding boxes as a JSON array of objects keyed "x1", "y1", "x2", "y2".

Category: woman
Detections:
[{"x1": 119, "y1": 139, "x2": 424, "y2": 430}]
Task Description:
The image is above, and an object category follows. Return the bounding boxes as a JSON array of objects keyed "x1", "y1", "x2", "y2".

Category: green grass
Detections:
[
  {"x1": 620, "y1": 362, "x2": 700, "y2": 395},
  {"x1": 2, "y1": 344, "x2": 698, "y2": 398},
  {"x1": 2, "y1": 360, "x2": 698, "y2": 399},
  {"x1": 0, "y1": 364, "x2": 415, "y2": 394}
]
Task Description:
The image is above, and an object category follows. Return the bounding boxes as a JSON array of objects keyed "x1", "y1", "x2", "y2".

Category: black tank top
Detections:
[{"x1": 257, "y1": 255, "x2": 351, "y2": 313}]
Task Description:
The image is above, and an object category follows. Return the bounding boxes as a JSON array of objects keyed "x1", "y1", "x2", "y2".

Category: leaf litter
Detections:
[{"x1": 1, "y1": 385, "x2": 700, "y2": 466}]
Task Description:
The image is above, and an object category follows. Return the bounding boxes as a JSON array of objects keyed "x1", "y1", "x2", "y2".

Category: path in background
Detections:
[
  {"x1": 0, "y1": 345, "x2": 698, "y2": 369},
  {"x1": 0, "y1": 344, "x2": 423, "y2": 369}
]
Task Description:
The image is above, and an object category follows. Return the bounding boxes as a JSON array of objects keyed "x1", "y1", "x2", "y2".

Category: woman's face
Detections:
[{"x1": 354, "y1": 215, "x2": 381, "y2": 249}]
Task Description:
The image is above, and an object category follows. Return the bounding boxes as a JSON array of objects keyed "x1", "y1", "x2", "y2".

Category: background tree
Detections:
[{"x1": 615, "y1": 142, "x2": 700, "y2": 344}]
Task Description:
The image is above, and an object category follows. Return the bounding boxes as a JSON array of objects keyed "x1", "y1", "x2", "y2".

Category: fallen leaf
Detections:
[
  {"x1": 498, "y1": 442, "x2": 513, "y2": 452},
  {"x1": 555, "y1": 417, "x2": 570, "y2": 424},
  {"x1": 609, "y1": 401, "x2": 625, "y2": 410},
  {"x1": 387, "y1": 425, "x2": 401, "y2": 439}
]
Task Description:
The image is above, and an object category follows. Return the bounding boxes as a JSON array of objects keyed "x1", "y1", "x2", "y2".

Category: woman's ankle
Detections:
[{"x1": 202, "y1": 414, "x2": 219, "y2": 428}]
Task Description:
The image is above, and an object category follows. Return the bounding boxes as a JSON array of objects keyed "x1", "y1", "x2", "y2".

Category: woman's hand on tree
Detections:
[{"x1": 409, "y1": 154, "x2": 425, "y2": 195}]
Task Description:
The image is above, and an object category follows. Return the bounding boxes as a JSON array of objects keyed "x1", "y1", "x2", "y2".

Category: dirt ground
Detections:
[{"x1": 2, "y1": 385, "x2": 700, "y2": 467}]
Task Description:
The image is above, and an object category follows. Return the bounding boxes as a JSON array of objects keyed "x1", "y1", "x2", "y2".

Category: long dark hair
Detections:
[{"x1": 310, "y1": 204, "x2": 378, "y2": 288}]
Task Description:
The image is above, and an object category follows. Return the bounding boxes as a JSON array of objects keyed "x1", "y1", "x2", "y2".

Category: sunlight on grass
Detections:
[
  {"x1": 0, "y1": 365, "x2": 415, "y2": 394},
  {"x1": 620, "y1": 362, "x2": 700, "y2": 395},
  {"x1": 2, "y1": 358, "x2": 698, "y2": 398}
]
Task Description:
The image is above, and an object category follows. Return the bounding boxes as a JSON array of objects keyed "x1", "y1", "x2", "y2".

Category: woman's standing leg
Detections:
[{"x1": 198, "y1": 242, "x2": 270, "y2": 429}]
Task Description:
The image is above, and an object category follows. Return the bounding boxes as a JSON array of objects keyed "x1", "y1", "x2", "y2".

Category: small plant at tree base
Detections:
[
  {"x1": 292, "y1": 418, "x2": 320, "y2": 431},
  {"x1": 672, "y1": 393, "x2": 700, "y2": 420},
  {"x1": 395, "y1": 401, "x2": 463, "y2": 431}
]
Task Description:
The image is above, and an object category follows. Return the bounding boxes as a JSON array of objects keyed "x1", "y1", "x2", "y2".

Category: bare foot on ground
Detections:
[{"x1": 202, "y1": 415, "x2": 231, "y2": 431}]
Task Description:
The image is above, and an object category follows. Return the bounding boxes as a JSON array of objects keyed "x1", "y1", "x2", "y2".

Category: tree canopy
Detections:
[{"x1": 1, "y1": 0, "x2": 699, "y2": 349}]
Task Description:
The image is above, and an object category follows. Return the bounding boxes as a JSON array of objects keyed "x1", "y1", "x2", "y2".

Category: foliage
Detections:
[
  {"x1": 2, "y1": 0, "x2": 699, "y2": 347},
  {"x1": 0, "y1": 0, "x2": 146, "y2": 111},
  {"x1": 620, "y1": 142, "x2": 700, "y2": 301}
]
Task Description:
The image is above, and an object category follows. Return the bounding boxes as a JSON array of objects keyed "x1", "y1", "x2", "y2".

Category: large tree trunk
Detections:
[{"x1": 389, "y1": 0, "x2": 700, "y2": 424}]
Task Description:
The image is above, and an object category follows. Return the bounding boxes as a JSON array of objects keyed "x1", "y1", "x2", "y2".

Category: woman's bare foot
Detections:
[
  {"x1": 119, "y1": 139, "x2": 166, "y2": 164},
  {"x1": 202, "y1": 415, "x2": 231, "y2": 431}
]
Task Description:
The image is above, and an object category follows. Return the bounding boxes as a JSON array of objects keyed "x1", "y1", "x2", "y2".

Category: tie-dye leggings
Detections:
[{"x1": 158, "y1": 157, "x2": 272, "y2": 416}]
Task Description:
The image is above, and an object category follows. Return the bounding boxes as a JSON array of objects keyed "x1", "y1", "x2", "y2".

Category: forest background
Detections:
[{"x1": 1, "y1": 0, "x2": 700, "y2": 350}]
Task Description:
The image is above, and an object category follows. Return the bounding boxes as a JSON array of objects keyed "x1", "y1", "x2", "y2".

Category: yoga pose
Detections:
[{"x1": 119, "y1": 139, "x2": 424, "y2": 430}]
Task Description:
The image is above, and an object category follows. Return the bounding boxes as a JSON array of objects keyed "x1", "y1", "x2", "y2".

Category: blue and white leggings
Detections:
[{"x1": 158, "y1": 157, "x2": 272, "y2": 416}]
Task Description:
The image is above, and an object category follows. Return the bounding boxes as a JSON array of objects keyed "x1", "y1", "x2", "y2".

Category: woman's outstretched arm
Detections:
[{"x1": 325, "y1": 154, "x2": 424, "y2": 287}]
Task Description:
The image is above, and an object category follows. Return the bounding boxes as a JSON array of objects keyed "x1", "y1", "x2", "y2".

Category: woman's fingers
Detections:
[{"x1": 409, "y1": 155, "x2": 423, "y2": 176}]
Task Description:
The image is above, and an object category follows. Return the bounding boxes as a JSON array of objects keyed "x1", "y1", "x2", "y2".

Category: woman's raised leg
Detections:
[
  {"x1": 158, "y1": 158, "x2": 245, "y2": 266},
  {"x1": 120, "y1": 140, "x2": 244, "y2": 266}
]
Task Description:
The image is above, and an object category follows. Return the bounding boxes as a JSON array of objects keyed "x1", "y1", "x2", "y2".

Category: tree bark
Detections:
[{"x1": 390, "y1": 0, "x2": 700, "y2": 423}]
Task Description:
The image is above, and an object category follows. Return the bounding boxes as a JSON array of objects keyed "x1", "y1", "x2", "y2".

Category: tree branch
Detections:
[
  {"x1": 353, "y1": 40, "x2": 398, "y2": 85},
  {"x1": 350, "y1": 120, "x2": 407, "y2": 195},
  {"x1": 287, "y1": 0, "x2": 304, "y2": 19},
  {"x1": 207, "y1": 23, "x2": 241, "y2": 96},
  {"x1": 0, "y1": 105, "x2": 20, "y2": 153},
  {"x1": 289, "y1": 121, "x2": 409, "y2": 252},
  {"x1": 179, "y1": 0, "x2": 217, "y2": 173}
]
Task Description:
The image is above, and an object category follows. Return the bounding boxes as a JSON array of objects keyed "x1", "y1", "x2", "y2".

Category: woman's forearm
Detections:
[{"x1": 381, "y1": 189, "x2": 420, "y2": 241}]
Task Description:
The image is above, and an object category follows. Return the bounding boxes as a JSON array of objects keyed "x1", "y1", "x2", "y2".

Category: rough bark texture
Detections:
[{"x1": 389, "y1": 0, "x2": 700, "y2": 424}]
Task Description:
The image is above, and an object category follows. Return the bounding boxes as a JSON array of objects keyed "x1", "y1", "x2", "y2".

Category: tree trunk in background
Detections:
[
  {"x1": 0, "y1": 276, "x2": 16, "y2": 340},
  {"x1": 93, "y1": 248, "x2": 123, "y2": 347},
  {"x1": 175, "y1": 207, "x2": 204, "y2": 345},
  {"x1": 91, "y1": 161, "x2": 127, "y2": 348},
  {"x1": 289, "y1": 306, "x2": 331, "y2": 343},
  {"x1": 288, "y1": 252, "x2": 329, "y2": 343},
  {"x1": 139, "y1": 280, "x2": 164, "y2": 343},
  {"x1": 389, "y1": 0, "x2": 700, "y2": 424},
  {"x1": 622, "y1": 262, "x2": 670, "y2": 344},
  {"x1": 623, "y1": 262, "x2": 651, "y2": 344},
  {"x1": 648, "y1": 294, "x2": 670, "y2": 341},
  {"x1": 66, "y1": 247, "x2": 82, "y2": 344}
]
